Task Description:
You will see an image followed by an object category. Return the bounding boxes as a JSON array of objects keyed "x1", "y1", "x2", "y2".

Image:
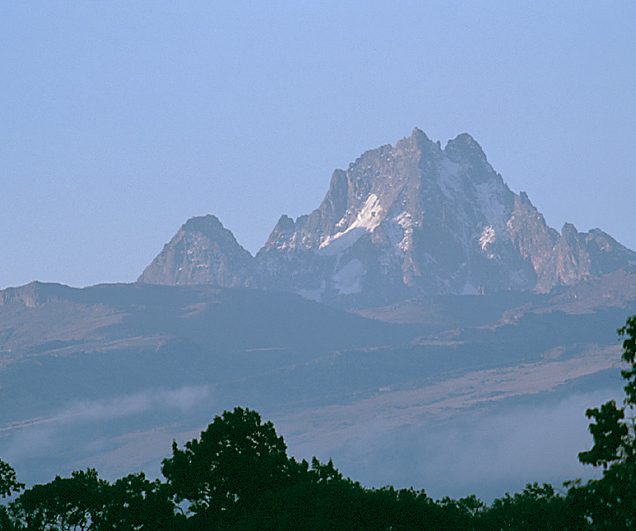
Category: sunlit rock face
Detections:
[{"x1": 139, "y1": 129, "x2": 636, "y2": 305}]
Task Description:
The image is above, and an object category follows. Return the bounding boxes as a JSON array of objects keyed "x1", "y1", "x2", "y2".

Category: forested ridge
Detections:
[{"x1": 2, "y1": 316, "x2": 636, "y2": 530}]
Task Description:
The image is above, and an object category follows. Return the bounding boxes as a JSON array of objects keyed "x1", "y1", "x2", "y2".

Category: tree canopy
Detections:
[
  {"x1": 161, "y1": 406, "x2": 293, "y2": 521},
  {"x1": 0, "y1": 459, "x2": 23, "y2": 499},
  {"x1": 569, "y1": 315, "x2": 636, "y2": 528}
]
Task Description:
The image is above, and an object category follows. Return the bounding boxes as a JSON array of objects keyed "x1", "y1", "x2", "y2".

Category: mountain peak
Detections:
[
  {"x1": 561, "y1": 222, "x2": 578, "y2": 236},
  {"x1": 138, "y1": 215, "x2": 255, "y2": 287},
  {"x1": 139, "y1": 127, "x2": 635, "y2": 304},
  {"x1": 395, "y1": 127, "x2": 436, "y2": 154},
  {"x1": 445, "y1": 133, "x2": 488, "y2": 164},
  {"x1": 410, "y1": 127, "x2": 431, "y2": 142},
  {"x1": 182, "y1": 214, "x2": 225, "y2": 234}
]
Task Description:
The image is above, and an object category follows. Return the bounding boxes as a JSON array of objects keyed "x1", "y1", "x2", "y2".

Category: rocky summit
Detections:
[
  {"x1": 138, "y1": 215, "x2": 256, "y2": 288},
  {"x1": 139, "y1": 129, "x2": 636, "y2": 306}
]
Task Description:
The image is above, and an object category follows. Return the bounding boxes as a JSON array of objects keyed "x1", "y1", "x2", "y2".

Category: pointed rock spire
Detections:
[{"x1": 138, "y1": 215, "x2": 255, "y2": 287}]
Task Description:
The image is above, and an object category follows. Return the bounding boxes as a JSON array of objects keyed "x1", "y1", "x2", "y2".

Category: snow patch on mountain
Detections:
[
  {"x1": 319, "y1": 193, "x2": 384, "y2": 255},
  {"x1": 479, "y1": 226, "x2": 496, "y2": 255}
]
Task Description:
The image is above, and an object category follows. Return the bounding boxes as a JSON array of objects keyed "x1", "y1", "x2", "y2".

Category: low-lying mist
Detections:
[
  {"x1": 0, "y1": 379, "x2": 623, "y2": 502},
  {"x1": 284, "y1": 388, "x2": 620, "y2": 500}
]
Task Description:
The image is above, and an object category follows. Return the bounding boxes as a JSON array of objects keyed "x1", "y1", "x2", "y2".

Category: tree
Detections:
[
  {"x1": 476, "y1": 483, "x2": 584, "y2": 531},
  {"x1": 572, "y1": 315, "x2": 636, "y2": 528},
  {"x1": 97, "y1": 473, "x2": 177, "y2": 530},
  {"x1": 161, "y1": 407, "x2": 295, "y2": 524},
  {"x1": 0, "y1": 459, "x2": 23, "y2": 499},
  {"x1": 578, "y1": 400, "x2": 628, "y2": 468},
  {"x1": 579, "y1": 316, "x2": 636, "y2": 469},
  {"x1": 10, "y1": 468, "x2": 106, "y2": 531},
  {"x1": 0, "y1": 459, "x2": 23, "y2": 530}
]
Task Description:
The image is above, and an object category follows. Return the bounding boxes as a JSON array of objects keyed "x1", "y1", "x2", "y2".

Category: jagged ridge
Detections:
[{"x1": 138, "y1": 129, "x2": 636, "y2": 305}]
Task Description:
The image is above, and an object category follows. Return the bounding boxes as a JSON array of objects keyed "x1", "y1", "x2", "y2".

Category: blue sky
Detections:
[{"x1": 2, "y1": 1, "x2": 635, "y2": 288}]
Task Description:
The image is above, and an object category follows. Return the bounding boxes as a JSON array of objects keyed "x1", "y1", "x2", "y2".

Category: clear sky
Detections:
[{"x1": 2, "y1": 1, "x2": 635, "y2": 288}]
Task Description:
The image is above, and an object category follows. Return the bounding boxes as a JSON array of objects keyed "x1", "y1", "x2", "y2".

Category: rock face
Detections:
[
  {"x1": 138, "y1": 215, "x2": 255, "y2": 287},
  {"x1": 139, "y1": 129, "x2": 636, "y2": 305}
]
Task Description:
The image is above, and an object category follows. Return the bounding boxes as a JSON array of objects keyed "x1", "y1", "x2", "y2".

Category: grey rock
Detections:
[
  {"x1": 138, "y1": 215, "x2": 255, "y2": 287},
  {"x1": 140, "y1": 129, "x2": 636, "y2": 306}
]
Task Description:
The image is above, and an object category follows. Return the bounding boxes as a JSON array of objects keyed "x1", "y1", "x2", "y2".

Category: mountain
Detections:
[
  {"x1": 138, "y1": 215, "x2": 255, "y2": 287},
  {"x1": 139, "y1": 129, "x2": 636, "y2": 306}
]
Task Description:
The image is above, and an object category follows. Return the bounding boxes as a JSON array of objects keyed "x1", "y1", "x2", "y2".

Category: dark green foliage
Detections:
[
  {"x1": 0, "y1": 460, "x2": 23, "y2": 499},
  {"x1": 10, "y1": 468, "x2": 105, "y2": 530},
  {"x1": 7, "y1": 469, "x2": 179, "y2": 531},
  {"x1": 96, "y1": 473, "x2": 177, "y2": 530},
  {"x1": 578, "y1": 317, "x2": 636, "y2": 471},
  {"x1": 578, "y1": 400, "x2": 628, "y2": 467},
  {"x1": 161, "y1": 406, "x2": 294, "y2": 525},
  {"x1": 158, "y1": 407, "x2": 475, "y2": 529},
  {"x1": 619, "y1": 315, "x2": 636, "y2": 403},
  {"x1": 567, "y1": 464, "x2": 636, "y2": 530},
  {"x1": 474, "y1": 483, "x2": 586, "y2": 531},
  {"x1": 566, "y1": 315, "x2": 636, "y2": 529}
]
